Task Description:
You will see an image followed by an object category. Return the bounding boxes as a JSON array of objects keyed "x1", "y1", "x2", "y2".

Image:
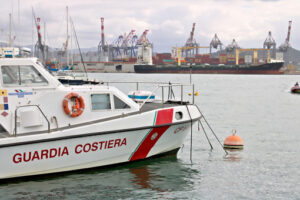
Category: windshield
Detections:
[{"x1": 1, "y1": 65, "x2": 48, "y2": 86}]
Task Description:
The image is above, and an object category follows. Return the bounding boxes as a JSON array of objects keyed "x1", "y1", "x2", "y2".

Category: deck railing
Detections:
[{"x1": 102, "y1": 81, "x2": 195, "y2": 110}]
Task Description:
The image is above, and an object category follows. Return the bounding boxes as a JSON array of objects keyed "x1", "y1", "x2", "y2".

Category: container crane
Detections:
[
  {"x1": 279, "y1": 21, "x2": 292, "y2": 52},
  {"x1": 226, "y1": 39, "x2": 240, "y2": 52},
  {"x1": 137, "y1": 29, "x2": 150, "y2": 45},
  {"x1": 121, "y1": 30, "x2": 137, "y2": 57},
  {"x1": 210, "y1": 33, "x2": 222, "y2": 54},
  {"x1": 121, "y1": 30, "x2": 135, "y2": 48},
  {"x1": 263, "y1": 31, "x2": 276, "y2": 58},
  {"x1": 111, "y1": 34, "x2": 123, "y2": 58},
  {"x1": 31, "y1": 8, "x2": 45, "y2": 62},
  {"x1": 33, "y1": 17, "x2": 46, "y2": 63},
  {"x1": 182, "y1": 23, "x2": 198, "y2": 57},
  {"x1": 127, "y1": 33, "x2": 138, "y2": 57}
]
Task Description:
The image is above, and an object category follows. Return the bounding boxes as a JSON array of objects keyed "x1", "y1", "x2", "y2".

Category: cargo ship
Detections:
[
  {"x1": 134, "y1": 51, "x2": 285, "y2": 74},
  {"x1": 134, "y1": 62, "x2": 284, "y2": 74}
]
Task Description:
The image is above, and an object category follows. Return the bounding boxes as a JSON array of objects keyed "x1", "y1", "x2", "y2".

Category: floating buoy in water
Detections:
[{"x1": 224, "y1": 130, "x2": 243, "y2": 149}]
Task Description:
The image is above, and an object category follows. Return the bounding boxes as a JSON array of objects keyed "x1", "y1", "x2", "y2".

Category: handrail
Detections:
[
  {"x1": 101, "y1": 81, "x2": 195, "y2": 109},
  {"x1": 14, "y1": 105, "x2": 50, "y2": 136},
  {"x1": 104, "y1": 81, "x2": 182, "y2": 90},
  {"x1": 139, "y1": 83, "x2": 195, "y2": 110},
  {"x1": 102, "y1": 81, "x2": 181, "y2": 84}
]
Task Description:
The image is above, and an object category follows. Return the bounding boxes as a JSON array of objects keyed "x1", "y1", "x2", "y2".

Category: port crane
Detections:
[
  {"x1": 121, "y1": 30, "x2": 137, "y2": 57},
  {"x1": 32, "y1": 9, "x2": 46, "y2": 63},
  {"x1": 136, "y1": 29, "x2": 150, "y2": 45},
  {"x1": 235, "y1": 48, "x2": 270, "y2": 65},
  {"x1": 210, "y1": 34, "x2": 222, "y2": 54},
  {"x1": 279, "y1": 21, "x2": 292, "y2": 52},
  {"x1": 263, "y1": 31, "x2": 276, "y2": 58},
  {"x1": 226, "y1": 39, "x2": 240, "y2": 52},
  {"x1": 182, "y1": 23, "x2": 199, "y2": 57}
]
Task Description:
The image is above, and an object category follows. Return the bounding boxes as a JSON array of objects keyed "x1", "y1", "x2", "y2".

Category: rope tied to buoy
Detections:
[{"x1": 195, "y1": 105, "x2": 228, "y2": 155}]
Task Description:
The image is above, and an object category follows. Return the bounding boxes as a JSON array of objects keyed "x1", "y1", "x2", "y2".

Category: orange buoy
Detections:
[{"x1": 224, "y1": 130, "x2": 243, "y2": 149}]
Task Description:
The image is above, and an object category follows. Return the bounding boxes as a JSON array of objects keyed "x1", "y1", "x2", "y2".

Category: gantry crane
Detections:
[
  {"x1": 32, "y1": 8, "x2": 46, "y2": 62},
  {"x1": 279, "y1": 21, "x2": 292, "y2": 52},
  {"x1": 263, "y1": 31, "x2": 276, "y2": 58},
  {"x1": 137, "y1": 29, "x2": 150, "y2": 46},
  {"x1": 210, "y1": 33, "x2": 222, "y2": 54},
  {"x1": 182, "y1": 23, "x2": 199, "y2": 57},
  {"x1": 226, "y1": 39, "x2": 240, "y2": 52}
]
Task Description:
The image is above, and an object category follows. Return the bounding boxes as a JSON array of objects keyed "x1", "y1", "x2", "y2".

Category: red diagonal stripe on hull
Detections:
[
  {"x1": 130, "y1": 126, "x2": 170, "y2": 161},
  {"x1": 130, "y1": 109, "x2": 174, "y2": 161}
]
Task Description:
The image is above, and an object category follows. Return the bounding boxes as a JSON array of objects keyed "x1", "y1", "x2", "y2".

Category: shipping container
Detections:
[
  {"x1": 156, "y1": 53, "x2": 172, "y2": 59},
  {"x1": 239, "y1": 58, "x2": 245, "y2": 65},
  {"x1": 163, "y1": 59, "x2": 175, "y2": 63},
  {"x1": 201, "y1": 54, "x2": 210, "y2": 58}
]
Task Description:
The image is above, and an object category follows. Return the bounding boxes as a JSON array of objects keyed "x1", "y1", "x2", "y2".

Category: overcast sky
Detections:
[{"x1": 0, "y1": 0, "x2": 300, "y2": 53}]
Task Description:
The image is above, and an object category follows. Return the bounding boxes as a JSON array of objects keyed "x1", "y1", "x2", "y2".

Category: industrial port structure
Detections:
[
  {"x1": 97, "y1": 17, "x2": 152, "y2": 62},
  {"x1": 27, "y1": 13, "x2": 297, "y2": 73}
]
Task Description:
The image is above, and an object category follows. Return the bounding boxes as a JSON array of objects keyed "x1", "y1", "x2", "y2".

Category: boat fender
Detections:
[{"x1": 62, "y1": 92, "x2": 85, "y2": 117}]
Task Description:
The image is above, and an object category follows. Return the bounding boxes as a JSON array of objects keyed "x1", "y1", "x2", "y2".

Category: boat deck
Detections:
[
  {"x1": 0, "y1": 101, "x2": 191, "y2": 139},
  {"x1": 140, "y1": 100, "x2": 190, "y2": 113}
]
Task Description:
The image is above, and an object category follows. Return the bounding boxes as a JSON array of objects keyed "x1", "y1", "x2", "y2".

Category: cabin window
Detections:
[
  {"x1": 114, "y1": 95, "x2": 130, "y2": 109},
  {"x1": 1, "y1": 65, "x2": 48, "y2": 86},
  {"x1": 91, "y1": 94, "x2": 111, "y2": 110}
]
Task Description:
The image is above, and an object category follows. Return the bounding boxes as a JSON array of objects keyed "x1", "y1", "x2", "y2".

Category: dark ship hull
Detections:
[{"x1": 134, "y1": 62, "x2": 284, "y2": 74}]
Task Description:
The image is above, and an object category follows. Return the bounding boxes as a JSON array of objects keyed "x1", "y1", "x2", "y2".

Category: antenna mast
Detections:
[
  {"x1": 66, "y1": 6, "x2": 69, "y2": 67},
  {"x1": 8, "y1": 13, "x2": 12, "y2": 47}
]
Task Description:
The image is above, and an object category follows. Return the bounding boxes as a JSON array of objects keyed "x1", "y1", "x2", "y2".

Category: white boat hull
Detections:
[
  {"x1": 0, "y1": 56, "x2": 202, "y2": 180},
  {"x1": 0, "y1": 122, "x2": 192, "y2": 179}
]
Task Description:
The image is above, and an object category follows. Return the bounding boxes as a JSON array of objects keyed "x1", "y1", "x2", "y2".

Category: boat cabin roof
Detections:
[{"x1": 0, "y1": 57, "x2": 61, "y2": 88}]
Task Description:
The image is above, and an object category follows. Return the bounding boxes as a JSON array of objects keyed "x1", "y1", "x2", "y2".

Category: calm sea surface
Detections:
[{"x1": 1, "y1": 73, "x2": 300, "y2": 200}]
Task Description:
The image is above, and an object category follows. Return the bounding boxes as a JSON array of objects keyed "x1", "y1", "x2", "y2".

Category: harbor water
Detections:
[{"x1": 0, "y1": 73, "x2": 300, "y2": 199}]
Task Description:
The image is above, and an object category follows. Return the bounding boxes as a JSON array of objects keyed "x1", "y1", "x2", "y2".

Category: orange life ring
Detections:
[{"x1": 62, "y1": 92, "x2": 85, "y2": 117}]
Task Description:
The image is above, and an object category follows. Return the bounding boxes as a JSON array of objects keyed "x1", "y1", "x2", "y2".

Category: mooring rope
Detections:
[
  {"x1": 198, "y1": 119, "x2": 213, "y2": 150},
  {"x1": 185, "y1": 105, "x2": 193, "y2": 164},
  {"x1": 195, "y1": 105, "x2": 228, "y2": 155}
]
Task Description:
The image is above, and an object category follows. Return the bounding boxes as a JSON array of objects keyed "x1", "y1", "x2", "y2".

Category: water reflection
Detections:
[
  {"x1": 223, "y1": 149, "x2": 243, "y2": 162},
  {"x1": 0, "y1": 156, "x2": 199, "y2": 199},
  {"x1": 130, "y1": 165, "x2": 163, "y2": 191}
]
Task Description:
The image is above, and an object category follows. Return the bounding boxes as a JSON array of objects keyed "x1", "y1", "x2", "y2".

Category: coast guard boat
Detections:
[{"x1": 0, "y1": 48, "x2": 201, "y2": 180}]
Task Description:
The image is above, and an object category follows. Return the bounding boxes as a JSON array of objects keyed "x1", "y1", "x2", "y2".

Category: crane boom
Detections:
[
  {"x1": 286, "y1": 21, "x2": 292, "y2": 43},
  {"x1": 137, "y1": 29, "x2": 149, "y2": 45},
  {"x1": 122, "y1": 30, "x2": 136, "y2": 47},
  {"x1": 186, "y1": 23, "x2": 196, "y2": 45},
  {"x1": 32, "y1": 8, "x2": 45, "y2": 62}
]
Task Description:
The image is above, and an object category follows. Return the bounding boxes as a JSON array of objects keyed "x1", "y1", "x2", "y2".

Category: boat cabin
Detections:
[{"x1": 0, "y1": 57, "x2": 139, "y2": 137}]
